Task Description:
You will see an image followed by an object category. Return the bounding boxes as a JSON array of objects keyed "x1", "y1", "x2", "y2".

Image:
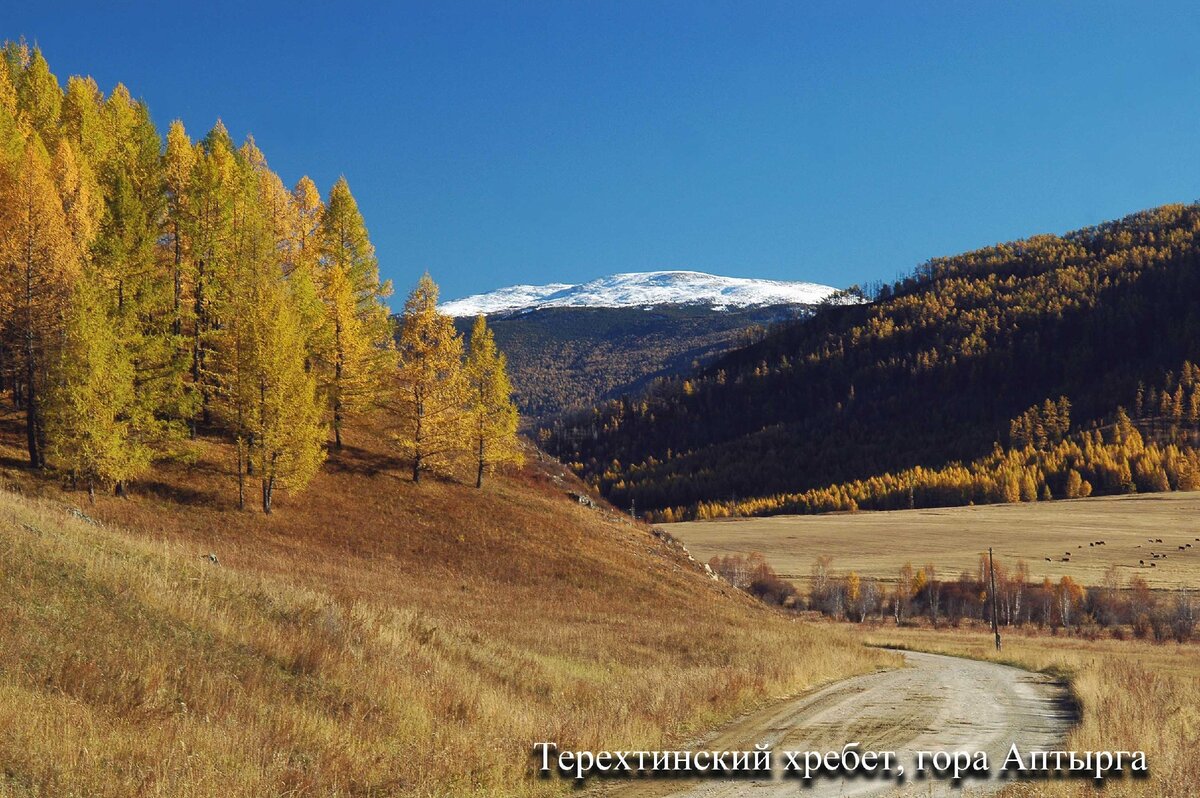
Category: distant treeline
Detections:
[
  {"x1": 546, "y1": 202, "x2": 1200, "y2": 518},
  {"x1": 710, "y1": 552, "x2": 1198, "y2": 643}
]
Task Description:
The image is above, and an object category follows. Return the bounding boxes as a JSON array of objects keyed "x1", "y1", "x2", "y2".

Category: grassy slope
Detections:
[
  {"x1": 0, "y1": 413, "x2": 890, "y2": 798},
  {"x1": 862, "y1": 626, "x2": 1200, "y2": 796}
]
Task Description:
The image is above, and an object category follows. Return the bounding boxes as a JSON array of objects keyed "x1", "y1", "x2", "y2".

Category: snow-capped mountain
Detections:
[{"x1": 440, "y1": 270, "x2": 843, "y2": 317}]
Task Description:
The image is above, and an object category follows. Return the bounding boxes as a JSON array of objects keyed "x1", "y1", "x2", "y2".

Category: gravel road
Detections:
[{"x1": 588, "y1": 650, "x2": 1075, "y2": 797}]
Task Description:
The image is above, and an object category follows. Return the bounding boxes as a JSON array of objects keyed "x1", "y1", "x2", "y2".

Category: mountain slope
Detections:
[
  {"x1": 442, "y1": 271, "x2": 851, "y2": 421},
  {"x1": 544, "y1": 203, "x2": 1200, "y2": 516},
  {"x1": 440, "y1": 270, "x2": 842, "y2": 316},
  {"x1": 457, "y1": 303, "x2": 813, "y2": 420},
  {"x1": 0, "y1": 413, "x2": 888, "y2": 797}
]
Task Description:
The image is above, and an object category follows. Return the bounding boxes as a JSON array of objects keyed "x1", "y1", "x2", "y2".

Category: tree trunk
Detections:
[
  {"x1": 236, "y1": 439, "x2": 245, "y2": 511},
  {"x1": 476, "y1": 436, "x2": 485, "y2": 488},
  {"x1": 262, "y1": 474, "x2": 274, "y2": 514},
  {"x1": 87, "y1": 479, "x2": 95, "y2": 504},
  {"x1": 333, "y1": 320, "x2": 344, "y2": 450},
  {"x1": 193, "y1": 260, "x2": 210, "y2": 427},
  {"x1": 172, "y1": 221, "x2": 183, "y2": 337},
  {"x1": 412, "y1": 391, "x2": 423, "y2": 482}
]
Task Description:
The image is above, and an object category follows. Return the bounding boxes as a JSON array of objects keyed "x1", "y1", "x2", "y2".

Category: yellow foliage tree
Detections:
[
  {"x1": 44, "y1": 273, "x2": 151, "y2": 499},
  {"x1": 394, "y1": 273, "x2": 465, "y2": 482},
  {"x1": 212, "y1": 144, "x2": 326, "y2": 512},
  {"x1": 318, "y1": 176, "x2": 394, "y2": 449},
  {"x1": 0, "y1": 134, "x2": 79, "y2": 468},
  {"x1": 465, "y1": 314, "x2": 522, "y2": 487},
  {"x1": 287, "y1": 176, "x2": 331, "y2": 362}
]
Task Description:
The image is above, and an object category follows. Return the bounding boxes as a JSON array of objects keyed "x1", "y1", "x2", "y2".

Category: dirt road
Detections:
[{"x1": 589, "y1": 650, "x2": 1075, "y2": 797}]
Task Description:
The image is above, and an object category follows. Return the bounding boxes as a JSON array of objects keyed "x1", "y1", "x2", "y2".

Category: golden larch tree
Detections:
[
  {"x1": 465, "y1": 314, "x2": 522, "y2": 487},
  {"x1": 0, "y1": 134, "x2": 79, "y2": 467},
  {"x1": 44, "y1": 273, "x2": 151, "y2": 499},
  {"x1": 163, "y1": 119, "x2": 194, "y2": 335},
  {"x1": 318, "y1": 176, "x2": 394, "y2": 449},
  {"x1": 394, "y1": 273, "x2": 466, "y2": 482},
  {"x1": 286, "y1": 176, "x2": 331, "y2": 363},
  {"x1": 212, "y1": 139, "x2": 325, "y2": 512},
  {"x1": 244, "y1": 270, "x2": 326, "y2": 514}
]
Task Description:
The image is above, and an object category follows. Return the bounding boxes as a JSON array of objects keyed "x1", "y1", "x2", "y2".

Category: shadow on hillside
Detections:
[
  {"x1": 326, "y1": 443, "x2": 408, "y2": 477},
  {"x1": 0, "y1": 452, "x2": 29, "y2": 470},
  {"x1": 136, "y1": 478, "x2": 225, "y2": 507}
]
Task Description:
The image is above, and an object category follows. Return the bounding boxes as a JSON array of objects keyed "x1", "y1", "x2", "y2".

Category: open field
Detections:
[
  {"x1": 668, "y1": 493, "x2": 1200, "y2": 590},
  {"x1": 0, "y1": 413, "x2": 892, "y2": 798},
  {"x1": 859, "y1": 624, "x2": 1200, "y2": 796}
]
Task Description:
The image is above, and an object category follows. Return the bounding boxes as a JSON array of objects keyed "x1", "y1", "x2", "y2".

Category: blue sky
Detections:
[{"x1": 8, "y1": 2, "x2": 1200, "y2": 303}]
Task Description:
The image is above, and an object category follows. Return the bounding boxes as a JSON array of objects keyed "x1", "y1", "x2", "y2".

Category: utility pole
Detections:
[{"x1": 989, "y1": 547, "x2": 1001, "y2": 651}]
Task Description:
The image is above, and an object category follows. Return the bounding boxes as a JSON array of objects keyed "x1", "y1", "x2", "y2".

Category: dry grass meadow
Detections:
[
  {"x1": 674, "y1": 495, "x2": 1200, "y2": 794},
  {"x1": 861, "y1": 625, "x2": 1200, "y2": 796},
  {"x1": 0, "y1": 411, "x2": 892, "y2": 798},
  {"x1": 669, "y1": 493, "x2": 1200, "y2": 589}
]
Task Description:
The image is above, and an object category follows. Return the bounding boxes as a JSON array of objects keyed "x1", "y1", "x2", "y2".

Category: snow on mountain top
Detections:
[{"x1": 439, "y1": 270, "x2": 844, "y2": 317}]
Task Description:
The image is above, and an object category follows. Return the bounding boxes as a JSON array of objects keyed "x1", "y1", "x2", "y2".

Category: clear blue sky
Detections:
[{"x1": 9, "y1": 1, "x2": 1200, "y2": 303}]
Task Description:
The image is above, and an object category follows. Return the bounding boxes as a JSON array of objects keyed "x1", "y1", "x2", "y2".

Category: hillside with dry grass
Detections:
[{"x1": 0, "y1": 411, "x2": 889, "y2": 797}]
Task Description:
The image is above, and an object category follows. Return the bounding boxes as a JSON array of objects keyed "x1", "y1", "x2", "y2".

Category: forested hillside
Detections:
[
  {"x1": 545, "y1": 204, "x2": 1200, "y2": 517},
  {"x1": 456, "y1": 303, "x2": 811, "y2": 420}
]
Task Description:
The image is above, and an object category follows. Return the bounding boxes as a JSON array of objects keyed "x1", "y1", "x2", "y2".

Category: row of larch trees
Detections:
[
  {"x1": 392, "y1": 274, "x2": 522, "y2": 487},
  {"x1": 0, "y1": 41, "x2": 521, "y2": 512}
]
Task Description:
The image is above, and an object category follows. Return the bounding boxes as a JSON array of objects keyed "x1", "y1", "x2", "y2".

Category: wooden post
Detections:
[{"x1": 989, "y1": 547, "x2": 1001, "y2": 651}]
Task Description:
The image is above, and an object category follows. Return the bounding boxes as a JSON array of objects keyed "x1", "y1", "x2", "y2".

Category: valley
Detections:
[{"x1": 1, "y1": 22, "x2": 1198, "y2": 798}]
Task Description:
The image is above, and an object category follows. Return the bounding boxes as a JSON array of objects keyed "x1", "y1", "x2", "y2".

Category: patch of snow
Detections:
[{"x1": 440, "y1": 270, "x2": 847, "y2": 317}]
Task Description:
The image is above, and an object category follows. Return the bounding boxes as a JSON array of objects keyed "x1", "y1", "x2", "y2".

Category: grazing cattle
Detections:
[
  {"x1": 1045, "y1": 557, "x2": 1052, "y2": 562},
  {"x1": 1089, "y1": 543, "x2": 1094, "y2": 547},
  {"x1": 1139, "y1": 560, "x2": 1145, "y2": 566},
  {"x1": 1061, "y1": 557, "x2": 1070, "y2": 562},
  {"x1": 1156, "y1": 538, "x2": 1163, "y2": 543},
  {"x1": 1151, "y1": 562, "x2": 1158, "y2": 568},
  {"x1": 1180, "y1": 546, "x2": 1187, "y2": 551}
]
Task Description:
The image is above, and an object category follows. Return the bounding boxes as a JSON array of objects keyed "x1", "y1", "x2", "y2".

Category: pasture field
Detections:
[{"x1": 669, "y1": 493, "x2": 1200, "y2": 590}]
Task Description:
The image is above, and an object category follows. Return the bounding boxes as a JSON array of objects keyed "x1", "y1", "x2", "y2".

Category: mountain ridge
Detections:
[{"x1": 440, "y1": 270, "x2": 846, "y2": 317}]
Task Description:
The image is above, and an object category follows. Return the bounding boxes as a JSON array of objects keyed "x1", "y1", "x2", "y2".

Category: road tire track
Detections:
[{"x1": 589, "y1": 650, "x2": 1076, "y2": 797}]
